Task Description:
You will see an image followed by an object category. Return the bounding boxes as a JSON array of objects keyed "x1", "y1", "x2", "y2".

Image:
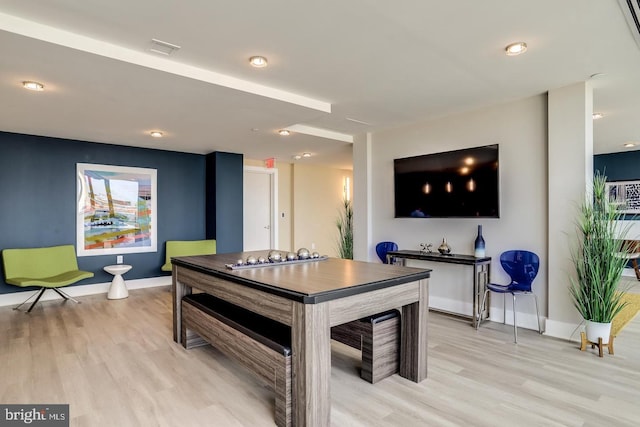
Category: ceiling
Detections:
[{"x1": 1, "y1": 1, "x2": 639, "y2": 170}]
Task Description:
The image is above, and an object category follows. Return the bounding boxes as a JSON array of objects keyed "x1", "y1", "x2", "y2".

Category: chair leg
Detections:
[
  {"x1": 27, "y1": 288, "x2": 47, "y2": 313},
  {"x1": 512, "y1": 293, "x2": 518, "y2": 343},
  {"x1": 52, "y1": 288, "x2": 80, "y2": 304},
  {"x1": 13, "y1": 288, "x2": 46, "y2": 312},
  {"x1": 532, "y1": 293, "x2": 541, "y2": 334},
  {"x1": 503, "y1": 294, "x2": 506, "y2": 325}
]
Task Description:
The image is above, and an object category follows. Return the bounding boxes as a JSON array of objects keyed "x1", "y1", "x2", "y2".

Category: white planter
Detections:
[{"x1": 585, "y1": 320, "x2": 612, "y2": 344}]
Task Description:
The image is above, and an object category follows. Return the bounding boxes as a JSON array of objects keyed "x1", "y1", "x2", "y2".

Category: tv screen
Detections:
[{"x1": 394, "y1": 144, "x2": 499, "y2": 218}]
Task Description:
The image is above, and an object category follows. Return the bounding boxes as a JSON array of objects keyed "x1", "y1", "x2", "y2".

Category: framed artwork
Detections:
[
  {"x1": 606, "y1": 180, "x2": 640, "y2": 214},
  {"x1": 77, "y1": 163, "x2": 157, "y2": 256}
]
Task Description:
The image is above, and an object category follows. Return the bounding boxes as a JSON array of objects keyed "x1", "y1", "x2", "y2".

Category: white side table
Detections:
[{"x1": 104, "y1": 264, "x2": 132, "y2": 300}]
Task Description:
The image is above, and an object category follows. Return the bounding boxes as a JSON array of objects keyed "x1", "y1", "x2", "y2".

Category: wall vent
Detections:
[
  {"x1": 618, "y1": 0, "x2": 640, "y2": 49},
  {"x1": 149, "y1": 39, "x2": 181, "y2": 56}
]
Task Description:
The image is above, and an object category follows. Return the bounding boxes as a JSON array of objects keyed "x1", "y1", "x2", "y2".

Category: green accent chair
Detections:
[
  {"x1": 2, "y1": 244, "x2": 94, "y2": 312},
  {"x1": 161, "y1": 239, "x2": 217, "y2": 272}
]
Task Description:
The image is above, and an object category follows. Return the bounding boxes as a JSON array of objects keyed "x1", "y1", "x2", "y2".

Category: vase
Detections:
[
  {"x1": 474, "y1": 225, "x2": 486, "y2": 257},
  {"x1": 585, "y1": 320, "x2": 612, "y2": 344},
  {"x1": 438, "y1": 238, "x2": 451, "y2": 254}
]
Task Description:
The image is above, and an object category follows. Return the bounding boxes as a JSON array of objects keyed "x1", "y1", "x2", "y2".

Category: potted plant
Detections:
[
  {"x1": 569, "y1": 172, "x2": 630, "y2": 343},
  {"x1": 336, "y1": 199, "x2": 353, "y2": 259}
]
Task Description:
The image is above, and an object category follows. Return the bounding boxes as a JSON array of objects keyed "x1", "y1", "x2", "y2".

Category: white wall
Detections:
[
  {"x1": 292, "y1": 164, "x2": 353, "y2": 257},
  {"x1": 547, "y1": 82, "x2": 593, "y2": 337},
  {"x1": 366, "y1": 95, "x2": 548, "y2": 327}
]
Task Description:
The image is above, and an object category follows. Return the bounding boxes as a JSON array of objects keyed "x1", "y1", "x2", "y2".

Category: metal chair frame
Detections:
[{"x1": 477, "y1": 250, "x2": 541, "y2": 343}]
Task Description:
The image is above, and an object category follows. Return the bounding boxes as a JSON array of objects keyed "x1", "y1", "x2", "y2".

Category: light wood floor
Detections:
[{"x1": 1, "y1": 286, "x2": 639, "y2": 427}]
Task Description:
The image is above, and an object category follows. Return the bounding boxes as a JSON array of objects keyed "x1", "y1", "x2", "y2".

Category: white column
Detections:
[
  {"x1": 353, "y1": 133, "x2": 373, "y2": 261},
  {"x1": 546, "y1": 82, "x2": 593, "y2": 339}
]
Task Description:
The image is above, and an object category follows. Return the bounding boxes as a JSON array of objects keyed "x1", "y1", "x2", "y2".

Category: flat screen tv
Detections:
[{"x1": 394, "y1": 144, "x2": 499, "y2": 218}]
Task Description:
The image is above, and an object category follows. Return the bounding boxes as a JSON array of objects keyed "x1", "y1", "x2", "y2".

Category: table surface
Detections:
[
  {"x1": 103, "y1": 264, "x2": 132, "y2": 274},
  {"x1": 387, "y1": 249, "x2": 491, "y2": 265},
  {"x1": 172, "y1": 250, "x2": 431, "y2": 303}
]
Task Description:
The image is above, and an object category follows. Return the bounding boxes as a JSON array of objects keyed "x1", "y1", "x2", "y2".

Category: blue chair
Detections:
[
  {"x1": 477, "y1": 250, "x2": 541, "y2": 342},
  {"x1": 376, "y1": 242, "x2": 398, "y2": 264}
]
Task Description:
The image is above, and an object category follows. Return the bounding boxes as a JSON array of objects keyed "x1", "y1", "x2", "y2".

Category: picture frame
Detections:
[
  {"x1": 76, "y1": 163, "x2": 157, "y2": 256},
  {"x1": 606, "y1": 180, "x2": 640, "y2": 214}
]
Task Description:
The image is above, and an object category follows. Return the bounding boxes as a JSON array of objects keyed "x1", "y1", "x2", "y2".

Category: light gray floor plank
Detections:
[{"x1": 0, "y1": 285, "x2": 638, "y2": 426}]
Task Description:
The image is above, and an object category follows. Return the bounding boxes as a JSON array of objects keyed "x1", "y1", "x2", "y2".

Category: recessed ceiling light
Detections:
[
  {"x1": 505, "y1": 42, "x2": 527, "y2": 56},
  {"x1": 293, "y1": 155, "x2": 302, "y2": 160},
  {"x1": 624, "y1": 142, "x2": 636, "y2": 148},
  {"x1": 278, "y1": 129, "x2": 290, "y2": 136},
  {"x1": 150, "y1": 131, "x2": 164, "y2": 138},
  {"x1": 22, "y1": 81, "x2": 44, "y2": 91},
  {"x1": 249, "y1": 56, "x2": 268, "y2": 68},
  {"x1": 592, "y1": 112, "x2": 604, "y2": 120},
  {"x1": 302, "y1": 152, "x2": 311, "y2": 158}
]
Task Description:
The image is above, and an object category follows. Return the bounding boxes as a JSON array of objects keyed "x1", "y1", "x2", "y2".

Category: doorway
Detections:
[{"x1": 243, "y1": 166, "x2": 278, "y2": 251}]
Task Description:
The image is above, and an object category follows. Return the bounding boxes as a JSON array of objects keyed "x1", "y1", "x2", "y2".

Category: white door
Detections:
[{"x1": 243, "y1": 167, "x2": 277, "y2": 251}]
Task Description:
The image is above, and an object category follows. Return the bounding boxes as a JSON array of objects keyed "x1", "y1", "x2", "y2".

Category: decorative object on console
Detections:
[
  {"x1": 419, "y1": 243, "x2": 433, "y2": 254},
  {"x1": 438, "y1": 238, "x2": 451, "y2": 255},
  {"x1": 474, "y1": 225, "x2": 486, "y2": 257}
]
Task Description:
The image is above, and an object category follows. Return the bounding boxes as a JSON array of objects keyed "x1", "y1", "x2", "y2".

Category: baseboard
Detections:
[
  {"x1": 544, "y1": 318, "x2": 583, "y2": 342},
  {"x1": 0, "y1": 276, "x2": 172, "y2": 308},
  {"x1": 430, "y1": 295, "x2": 545, "y2": 332},
  {"x1": 429, "y1": 295, "x2": 473, "y2": 318}
]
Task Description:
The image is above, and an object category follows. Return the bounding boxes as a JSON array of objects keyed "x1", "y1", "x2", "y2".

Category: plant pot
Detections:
[{"x1": 585, "y1": 320, "x2": 612, "y2": 344}]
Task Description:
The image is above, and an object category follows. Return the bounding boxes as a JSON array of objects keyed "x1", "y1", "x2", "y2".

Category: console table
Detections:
[{"x1": 387, "y1": 250, "x2": 491, "y2": 327}]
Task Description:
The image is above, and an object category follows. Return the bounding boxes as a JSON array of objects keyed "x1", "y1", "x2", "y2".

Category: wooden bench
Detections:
[
  {"x1": 2, "y1": 244, "x2": 94, "y2": 312},
  {"x1": 181, "y1": 293, "x2": 291, "y2": 427},
  {"x1": 330, "y1": 310, "x2": 400, "y2": 383}
]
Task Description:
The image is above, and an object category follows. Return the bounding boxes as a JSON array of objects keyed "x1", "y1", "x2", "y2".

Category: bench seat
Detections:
[
  {"x1": 331, "y1": 310, "x2": 400, "y2": 383},
  {"x1": 181, "y1": 293, "x2": 291, "y2": 427}
]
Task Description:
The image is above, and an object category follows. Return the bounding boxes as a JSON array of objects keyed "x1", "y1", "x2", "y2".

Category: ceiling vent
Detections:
[
  {"x1": 618, "y1": 0, "x2": 640, "y2": 49},
  {"x1": 149, "y1": 39, "x2": 181, "y2": 56}
]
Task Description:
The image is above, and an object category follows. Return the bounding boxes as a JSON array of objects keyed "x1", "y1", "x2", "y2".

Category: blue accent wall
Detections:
[
  {"x1": 594, "y1": 151, "x2": 640, "y2": 181},
  {"x1": 0, "y1": 131, "x2": 206, "y2": 294},
  {"x1": 206, "y1": 152, "x2": 243, "y2": 253}
]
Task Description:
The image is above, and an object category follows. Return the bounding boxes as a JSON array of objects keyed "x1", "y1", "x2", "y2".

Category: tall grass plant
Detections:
[{"x1": 569, "y1": 172, "x2": 630, "y2": 323}]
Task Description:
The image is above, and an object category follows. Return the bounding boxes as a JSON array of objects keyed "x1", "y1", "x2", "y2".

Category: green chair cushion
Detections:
[
  {"x1": 6, "y1": 270, "x2": 95, "y2": 288},
  {"x1": 162, "y1": 239, "x2": 217, "y2": 272}
]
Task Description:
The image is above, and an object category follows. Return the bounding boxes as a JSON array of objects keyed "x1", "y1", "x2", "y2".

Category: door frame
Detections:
[{"x1": 243, "y1": 166, "x2": 278, "y2": 249}]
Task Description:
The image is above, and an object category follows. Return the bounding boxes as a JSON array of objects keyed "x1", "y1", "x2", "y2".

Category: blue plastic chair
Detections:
[
  {"x1": 477, "y1": 250, "x2": 541, "y2": 342},
  {"x1": 375, "y1": 242, "x2": 398, "y2": 264}
]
